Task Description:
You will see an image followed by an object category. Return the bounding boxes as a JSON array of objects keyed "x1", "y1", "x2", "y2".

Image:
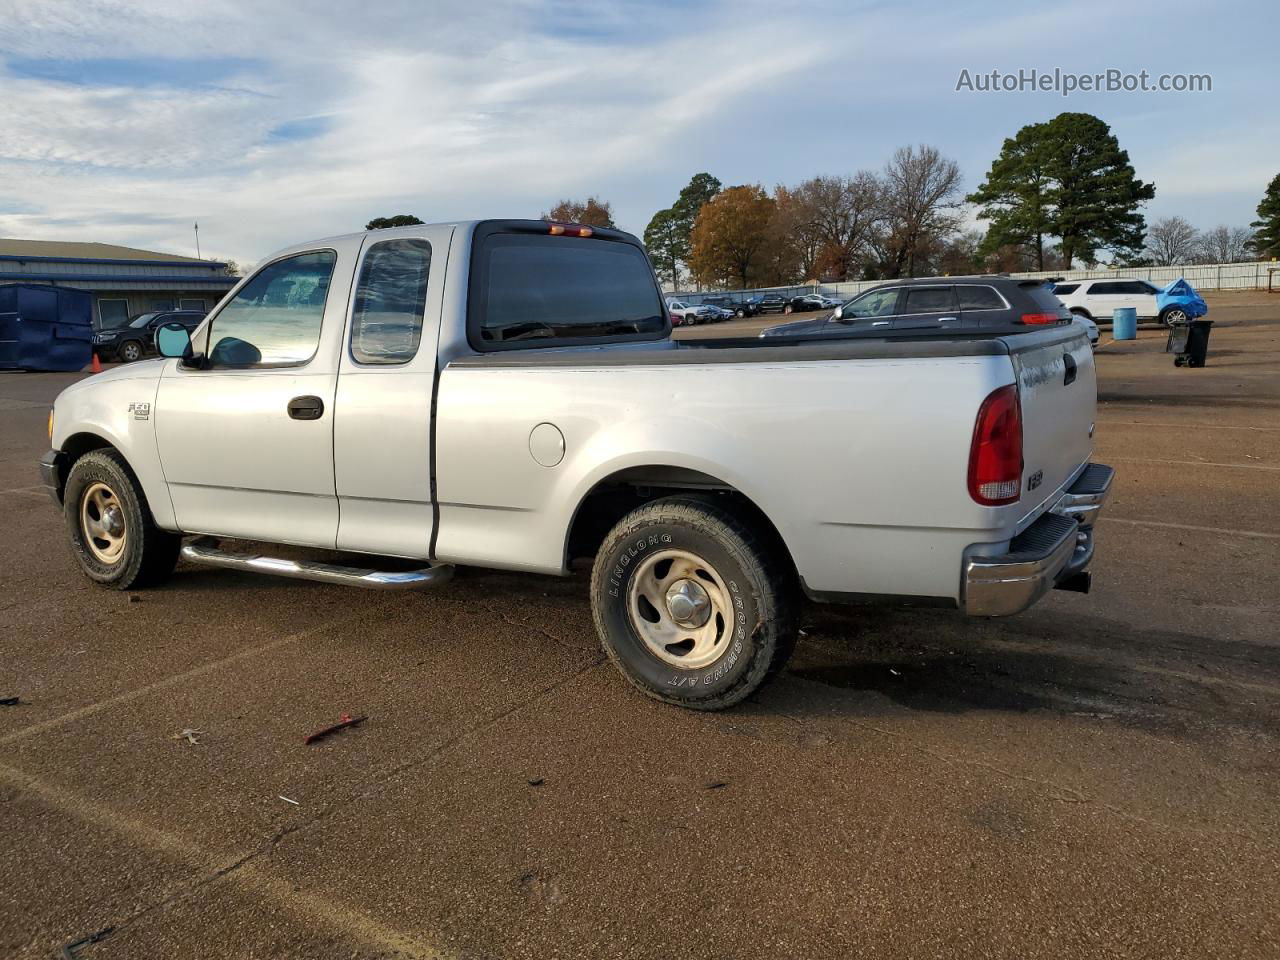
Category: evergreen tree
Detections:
[
  {"x1": 1250, "y1": 173, "x2": 1280, "y2": 259},
  {"x1": 969, "y1": 113, "x2": 1154, "y2": 268}
]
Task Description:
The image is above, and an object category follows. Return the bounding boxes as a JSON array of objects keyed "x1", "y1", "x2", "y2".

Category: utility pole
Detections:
[{"x1": 194, "y1": 222, "x2": 201, "y2": 259}]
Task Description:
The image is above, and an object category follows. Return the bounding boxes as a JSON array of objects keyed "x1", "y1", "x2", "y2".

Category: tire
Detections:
[
  {"x1": 590, "y1": 495, "x2": 799, "y2": 710},
  {"x1": 735, "y1": 309, "x2": 745, "y2": 318},
  {"x1": 784, "y1": 304, "x2": 794, "y2": 315},
  {"x1": 119, "y1": 340, "x2": 143, "y2": 363},
  {"x1": 1161, "y1": 308, "x2": 1188, "y2": 328},
  {"x1": 63, "y1": 449, "x2": 181, "y2": 589}
]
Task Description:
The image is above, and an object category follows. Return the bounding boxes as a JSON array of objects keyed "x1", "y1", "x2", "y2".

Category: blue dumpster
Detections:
[
  {"x1": 0, "y1": 284, "x2": 94, "y2": 371},
  {"x1": 1113, "y1": 307, "x2": 1137, "y2": 340}
]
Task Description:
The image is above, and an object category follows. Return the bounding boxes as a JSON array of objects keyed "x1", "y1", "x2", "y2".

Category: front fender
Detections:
[{"x1": 52, "y1": 365, "x2": 177, "y2": 530}]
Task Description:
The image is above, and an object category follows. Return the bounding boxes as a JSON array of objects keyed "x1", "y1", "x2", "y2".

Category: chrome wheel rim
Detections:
[
  {"x1": 627, "y1": 548, "x2": 735, "y2": 669},
  {"x1": 80, "y1": 481, "x2": 127, "y2": 564},
  {"x1": 122, "y1": 342, "x2": 140, "y2": 361}
]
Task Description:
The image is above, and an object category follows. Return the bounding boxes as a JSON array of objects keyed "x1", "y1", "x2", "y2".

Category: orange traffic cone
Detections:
[{"x1": 91, "y1": 352, "x2": 102, "y2": 373}]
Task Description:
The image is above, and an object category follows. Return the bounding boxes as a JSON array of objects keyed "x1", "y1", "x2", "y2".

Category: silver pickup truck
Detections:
[{"x1": 40, "y1": 219, "x2": 1113, "y2": 710}]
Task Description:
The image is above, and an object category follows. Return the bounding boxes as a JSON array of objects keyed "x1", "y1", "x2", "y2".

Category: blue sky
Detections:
[{"x1": 0, "y1": 0, "x2": 1274, "y2": 266}]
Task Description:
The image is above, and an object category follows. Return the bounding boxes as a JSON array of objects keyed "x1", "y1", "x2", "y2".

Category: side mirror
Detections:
[
  {"x1": 156, "y1": 322, "x2": 192, "y2": 359},
  {"x1": 832, "y1": 305, "x2": 845, "y2": 322}
]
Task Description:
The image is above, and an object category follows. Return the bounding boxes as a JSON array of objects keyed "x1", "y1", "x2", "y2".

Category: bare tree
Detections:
[
  {"x1": 1144, "y1": 216, "x2": 1199, "y2": 265},
  {"x1": 805, "y1": 173, "x2": 883, "y2": 280},
  {"x1": 541, "y1": 197, "x2": 615, "y2": 228},
  {"x1": 1196, "y1": 224, "x2": 1255, "y2": 264},
  {"x1": 881, "y1": 145, "x2": 964, "y2": 277}
]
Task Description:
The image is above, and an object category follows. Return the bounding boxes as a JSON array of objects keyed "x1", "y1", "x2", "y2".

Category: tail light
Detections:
[
  {"x1": 1020, "y1": 313, "x2": 1059, "y2": 325},
  {"x1": 968, "y1": 384, "x2": 1022, "y2": 505}
]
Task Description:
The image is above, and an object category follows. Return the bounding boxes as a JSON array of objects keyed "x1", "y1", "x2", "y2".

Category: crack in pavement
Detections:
[{"x1": 0, "y1": 656, "x2": 606, "y2": 959}]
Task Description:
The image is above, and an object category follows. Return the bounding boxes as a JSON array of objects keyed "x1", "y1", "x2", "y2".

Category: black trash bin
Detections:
[{"x1": 1174, "y1": 319, "x2": 1213, "y2": 367}]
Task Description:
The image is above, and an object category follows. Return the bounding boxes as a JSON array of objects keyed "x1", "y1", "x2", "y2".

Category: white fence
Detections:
[{"x1": 678, "y1": 260, "x2": 1280, "y2": 305}]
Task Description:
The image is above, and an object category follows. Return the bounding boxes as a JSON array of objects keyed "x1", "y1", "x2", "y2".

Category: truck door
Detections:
[
  {"x1": 155, "y1": 241, "x2": 359, "y2": 547},
  {"x1": 332, "y1": 226, "x2": 452, "y2": 559}
]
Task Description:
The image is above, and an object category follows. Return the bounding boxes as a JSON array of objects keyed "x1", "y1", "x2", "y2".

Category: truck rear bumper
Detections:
[{"x1": 963, "y1": 463, "x2": 1114, "y2": 617}]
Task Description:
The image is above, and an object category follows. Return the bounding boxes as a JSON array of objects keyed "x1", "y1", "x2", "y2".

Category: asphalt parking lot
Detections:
[{"x1": 3, "y1": 293, "x2": 1279, "y2": 959}]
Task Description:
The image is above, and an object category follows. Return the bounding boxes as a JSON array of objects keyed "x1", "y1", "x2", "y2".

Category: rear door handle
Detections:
[
  {"x1": 287, "y1": 395, "x2": 324, "y2": 420},
  {"x1": 1064, "y1": 353, "x2": 1077, "y2": 386}
]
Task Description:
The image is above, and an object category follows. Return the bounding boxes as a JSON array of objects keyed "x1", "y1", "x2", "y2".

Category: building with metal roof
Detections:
[{"x1": 0, "y1": 238, "x2": 239, "y2": 329}]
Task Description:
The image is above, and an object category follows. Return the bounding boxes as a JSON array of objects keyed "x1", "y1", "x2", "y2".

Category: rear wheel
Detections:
[
  {"x1": 64, "y1": 449, "x2": 180, "y2": 589},
  {"x1": 590, "y1": 495, "x2": 799, "y2": 710}
]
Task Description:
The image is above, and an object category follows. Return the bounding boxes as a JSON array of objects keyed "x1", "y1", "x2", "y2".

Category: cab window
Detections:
[
  {"x1": 206, "y1": 251, "x2": 335, "y2": 367},
  {"x1": 350, "y1": 239, "x2": 431, "y2": 365}
]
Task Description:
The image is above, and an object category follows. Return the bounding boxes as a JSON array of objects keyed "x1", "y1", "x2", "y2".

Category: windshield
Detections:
[{"x1": 127, "y1": 312, "x2": 159, "y2": 329}]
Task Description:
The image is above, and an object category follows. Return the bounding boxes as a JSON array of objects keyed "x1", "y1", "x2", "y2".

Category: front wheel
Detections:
[
  {"x1": 119, "y1": 340, "x2": 143, "y2": 362},
  {"x1": 64, "y1": 449, "x2": 181, "y2": 589},
  {"x1": 1161, "y1": 308, "x2": 1189, "y2": 327},
  {"x1": 590, "y1": 495, "x2": 799, "y2": 710}
]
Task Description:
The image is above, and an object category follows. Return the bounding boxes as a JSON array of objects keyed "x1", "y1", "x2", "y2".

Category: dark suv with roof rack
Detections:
[
  {"x1": 759, "y1": 276, "x2": 1071, "y2": 338},
  {"x1": 92, "y1": 309, "x2": 208, "y2": 362}
]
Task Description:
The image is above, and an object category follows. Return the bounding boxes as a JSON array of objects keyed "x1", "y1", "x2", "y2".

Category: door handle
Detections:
[
  {"x1": 1064, "y1": 353, "x2": 1077, "y2": 386},
  {"x1": 287, "y1": 395, "x2": 324, "y2": 420},
  {"x1": 938, "y1": 316, "x2": 959, "y2": 323}
]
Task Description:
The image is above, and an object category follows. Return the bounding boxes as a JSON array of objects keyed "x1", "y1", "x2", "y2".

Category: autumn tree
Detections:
[
  {"x1": 366, "y1": 214, "x2": 425, "y2": 229},
  {"x1": 1250, "y1": 173, "x2": 1280, "y2": 259},
  {"x1": 970, "y1": 113, "x2": 1154, "y2": 269},
  {"x1": 542, "y1": 197, "x2": 616, "y2": 228},
  {"x1": 880, "y1": 145, "x2": 963, "y2": 278},
  {"x1": 688, "y1": 185, "x2": 778, "y2": 289},
  {"x1": 1144, "y1": 216, "x2": 1199, "y2": 265},
  {"x1": 1197, "y1": 225, "x2": 1255, "y2": 264}
]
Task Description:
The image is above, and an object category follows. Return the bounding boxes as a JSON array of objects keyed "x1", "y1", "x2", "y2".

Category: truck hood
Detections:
[{"x1": 58, "y1": 358, "x2": 166, "y2": 398}]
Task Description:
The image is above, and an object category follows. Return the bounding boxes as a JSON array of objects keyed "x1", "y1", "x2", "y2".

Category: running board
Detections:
[{"x1": 180, "y1": 537, "x2": 454, "y2": 591}]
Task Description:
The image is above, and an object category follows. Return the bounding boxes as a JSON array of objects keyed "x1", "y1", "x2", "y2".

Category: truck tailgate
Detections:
[{"x1": 1007, "y1": 327, "x2": 1095, "y2": 526}]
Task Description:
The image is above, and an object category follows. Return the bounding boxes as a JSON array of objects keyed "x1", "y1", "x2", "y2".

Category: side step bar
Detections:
[{"x1": 181, "y1": 537, "x2": 454, "y2": 591}]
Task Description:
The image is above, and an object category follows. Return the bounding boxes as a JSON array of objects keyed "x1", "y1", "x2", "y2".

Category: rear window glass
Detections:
[
  {"x1": 1051, "y1": 283, "x2": 1078, "y2": 295},
  {"x1": 957, "y1": 286, "x2": 1006, "y2": 310},
  {"x1": 472, "y1": 234, "x2": 664, "y2": 347},
  {"x1": 901, "y1": 287, "x2": 956, "y2": 314},
  {"x1": 1021, "y1": 282, "x2": 1069, "y2": 314}
]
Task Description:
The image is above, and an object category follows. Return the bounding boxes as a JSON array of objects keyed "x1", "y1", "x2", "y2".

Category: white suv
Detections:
[{"x1": 1052, "y1": 278, "x2": 1186, "y2": 327}]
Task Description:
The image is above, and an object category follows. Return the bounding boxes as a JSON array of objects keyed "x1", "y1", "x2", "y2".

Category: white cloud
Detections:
[{"x1": 0, "y1": 0, "x2": 1273, "y2": 263}]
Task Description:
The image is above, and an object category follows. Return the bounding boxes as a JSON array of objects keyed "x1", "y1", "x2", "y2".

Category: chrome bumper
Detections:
[{"x1": 963, "y1": 463, "x2": 1114, "y2": 617}]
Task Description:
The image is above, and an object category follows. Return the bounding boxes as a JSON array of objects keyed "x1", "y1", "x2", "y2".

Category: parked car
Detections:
[
  {"x1": 42, "y1": 219, "x2": 1110, "y2": 712},
  {"x1": 749, "y1": 294, "x2": 788, "y2": 315},
  {"x1": 92, "y1": 310, "x2": 207, "y2": 363},
  {"x1": 783, "y1": 293, "x2": 839, "y2": 315},
  {"x1": 1051, "y1": 278, "x2": 1207, "y2": 327},
  {"x1": 699, "y1": 296, "x2": 739, "y2": 320},
  {"x1": 761, "y1": 276, "x2": 1072, "y2": 338},
  {"x1": 1075, "y1": 313, "x2": 1100, "y2": 350},
  {"x1": 666, "y1": 299, "x2": 715, "y2": 325}
]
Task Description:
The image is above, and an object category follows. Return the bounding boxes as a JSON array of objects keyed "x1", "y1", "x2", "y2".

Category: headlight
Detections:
[{"x1": 92, "y1": 334, "x2": 112, "y2": 343}]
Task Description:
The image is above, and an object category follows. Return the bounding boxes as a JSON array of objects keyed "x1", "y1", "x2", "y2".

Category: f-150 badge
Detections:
[{"x1": 127, "y1": 402, "x2": 151, "y2": 420}]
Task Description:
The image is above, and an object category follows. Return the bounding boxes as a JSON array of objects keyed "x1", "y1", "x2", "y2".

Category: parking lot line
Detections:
[
  {"x1": 1097, "y1": 420, "x2": 1280, "y2": 432},
  {"x1": 0, "y1": 761, "x2": 452, "y2": 960},
  {"x1": 1101, "y1": 516, "x2": 1280, "y2": 541},
  {"x1": 0, "y1": 603, "x2": 393, "y2": 747},
  {"x1": 1108, "y1": 457, "x2": 1280, "y2": 472}
]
